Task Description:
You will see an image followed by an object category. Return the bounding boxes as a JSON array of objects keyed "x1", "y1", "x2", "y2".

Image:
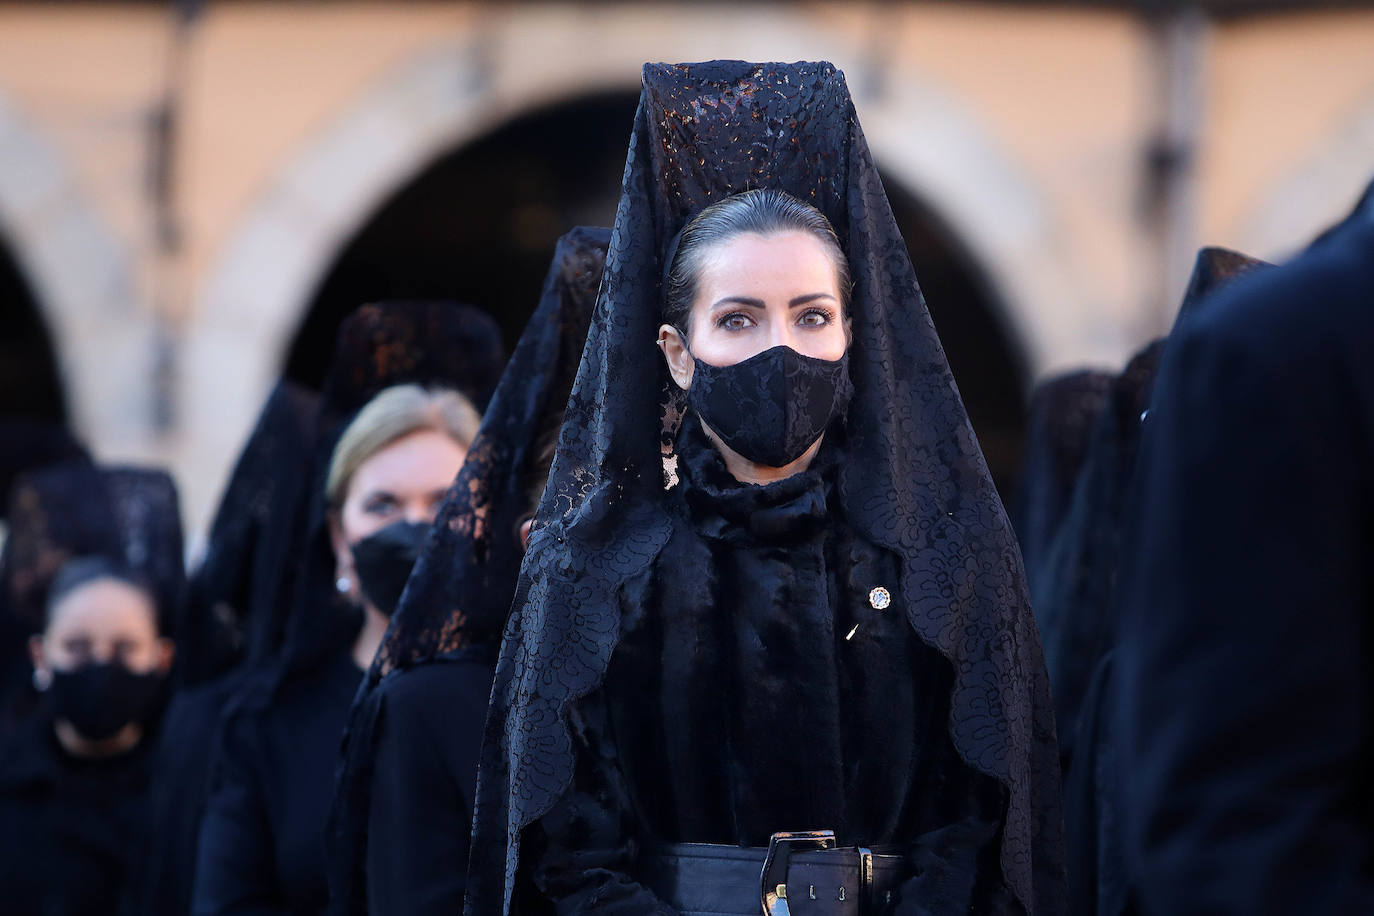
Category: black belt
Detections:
[{"x1": 642, "y1": 830, "x2": 908, "y2": 916}]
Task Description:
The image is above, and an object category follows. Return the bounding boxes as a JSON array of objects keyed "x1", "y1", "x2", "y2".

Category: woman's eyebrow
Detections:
[
  {"x1": 709, "y1": 292, "x2": 837, "y2": 310},
  {"x1": 709, "y1": 296, "x2": 766, "y2": 310}
]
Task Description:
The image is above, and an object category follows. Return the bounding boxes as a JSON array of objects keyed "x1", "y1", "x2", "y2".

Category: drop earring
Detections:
[
  {"x1": 336, "y1": 576, "x2": 352, "y2": 594},
  {"x1": 32, "y1": 668, "x2": 52, "y2": 692}
]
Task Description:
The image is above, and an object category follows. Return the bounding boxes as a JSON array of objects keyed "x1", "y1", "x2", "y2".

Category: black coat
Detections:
[
  {"x1": 136, "y1": 675, "x2": 245, "y2": 915},
  {"x1": 0, "y1": 711, "x2": 155, "y2": 916},
  {"x1": 358, "y1": 658, "x2": 493, "y2": 916},
  {"x1": 524, "y1": 424, "x2": 1011, "y2": 914},
  {"x1": 1112, "y1": 220, "x2": 1374, "y2": 913},
  {"x1": 192, "y1": 651, "x2": 361, "y2": 916}
]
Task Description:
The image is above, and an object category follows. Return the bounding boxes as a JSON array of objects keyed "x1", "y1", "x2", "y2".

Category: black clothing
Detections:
[
  {"x1": 469, "y1": 61, "x2": 1063, "y2": 916},
  {"x1": 196, "y1": 301, "x2": 506, "y2": 916},
  {"x1": 1031, "y1": 248, "x2": 1267, "y2": 916},
  {"x1": 1009, "y1": 370, "x2": 1112, "y2": 592},
  {"x1": 525, "y1": 421, "x2": 1011, "y2": 914},
  {"x1": 1062, "y1": 652, "x2": 1130, "y2": 916},
  {"x1": 0, "y1": 419, "x2": 86, "y2": 523},
  {"x1": 329, "y1": 229, "x2": 607, "y2": 916},
  {"x1": 137, "y1": 383, "x2": 321, "y2": 916},
  {"x1": 138, "y1": 675, "x2": 245, "y2": 916},
  {"x1": 193, "y1": 649, "x2": 362, "y2": 916},
  {"x1": 1033, "y1": 247, "x2": 1269, "y2": 763},
  {"x1": 1112, "y1": 220, "x2": 1374, "y2": 913},
  {"x1": 362, "y1": 656, "x2": 493, "y2": 916},
  {"x1": 0, "y1": 710, "x2": 155, "y2": 916},
  {"x1": 179, "y1": 381, "x2": 320, "y2": 689}
]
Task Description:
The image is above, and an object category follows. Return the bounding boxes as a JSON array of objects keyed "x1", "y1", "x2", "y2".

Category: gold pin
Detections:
[{"x1": 868, "y1": 586, "x2": 891, "y2": 610}]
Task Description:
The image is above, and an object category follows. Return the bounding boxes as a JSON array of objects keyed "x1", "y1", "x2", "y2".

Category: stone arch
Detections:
[
  {"x1": 1234, "y1": 87, "x2": 1374, "y2": 258},
  {"x1": 0, "y1": 92, "x2": 144, "y2": 454},
  {"x1": 188, "y1": 9, "x2": 1081, "y2": 521}
]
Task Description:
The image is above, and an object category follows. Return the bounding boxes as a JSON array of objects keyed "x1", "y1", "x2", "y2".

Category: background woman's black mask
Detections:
[
  {"x1": 50, "y1": 662, "x2": 165, "y2": 741},
  {"x1": 350, "y1": 521, "x2": 430, "y2": 617},
  {"x1": 687, "y1": 344, "x2": 852, "y2": 468}
]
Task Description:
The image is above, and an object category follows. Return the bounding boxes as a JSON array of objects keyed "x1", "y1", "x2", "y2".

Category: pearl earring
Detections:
[
  {"x1": 336, "y1": 576, "x2": 352, "y2": 594},
  {"x1": 32, "y1": 668, "x2": 52, "y2": 692}
]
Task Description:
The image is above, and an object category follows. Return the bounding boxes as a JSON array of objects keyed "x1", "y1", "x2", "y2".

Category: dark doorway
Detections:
[
  {"x1": 285, "y1": 92, "x2": 639, "y2": 388},
  {"x1": 0, "y1": 234, "x2": 66, "y2": 424},
  {"x1": 288, "y1": 92, "x2": 1027, "y2": 488}
]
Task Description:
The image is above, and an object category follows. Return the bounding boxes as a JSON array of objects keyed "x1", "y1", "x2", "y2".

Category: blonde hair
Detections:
[{"x1": 326, "y1": 384, "x2": 481, "y2": 508}]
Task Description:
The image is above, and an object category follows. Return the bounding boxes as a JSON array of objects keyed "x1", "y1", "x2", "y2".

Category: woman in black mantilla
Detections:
[
  {"x1": 327, "y1": 227, "x2": 608, "y2": 916},
  {"x1": 0, "y1": 464, "x2": 184, "y2": 916},
  {"x1": 1031, "y1": 247, "x2": 1269, "y2": 916},
  {"x1": 192, "y1": 302, "x2": 503, "y2": 916},
  {"x1": 466, "y1": 62, "x2": 1064, "y2": 916}
]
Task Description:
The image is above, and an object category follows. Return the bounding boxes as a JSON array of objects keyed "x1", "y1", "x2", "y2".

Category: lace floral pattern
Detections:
[
  {"x1": 467, "y1": 61, "x2": 1066, "y2": 916},
  {"x1": 178, "y1": 382, "x2": 319, "y2": 687},
  {"x1": 327, "y1": 231, "x2": 608, "y2": 916},
  {"x1": 3, "y1": 462, "x2": 183, "y2": 635}
]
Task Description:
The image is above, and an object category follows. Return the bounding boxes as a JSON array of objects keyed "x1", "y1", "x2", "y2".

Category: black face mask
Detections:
[
  {"x1": 686, "y1": 344, "x2": 853, "y2": 468},
  {"x1": 350, "y1": 520, "x2": 430, "y2": 617},
  {"x1": 50, "y1": 663, "x2": 165, "y2": 741}
]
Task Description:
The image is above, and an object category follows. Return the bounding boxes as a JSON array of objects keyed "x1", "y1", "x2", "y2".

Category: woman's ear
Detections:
[
  {"x1": 657, "y1": 324, "x2": 695, "y2": 391},
  {"x1": 155, "y1": 638, "x2": 176, "y2": 675}
]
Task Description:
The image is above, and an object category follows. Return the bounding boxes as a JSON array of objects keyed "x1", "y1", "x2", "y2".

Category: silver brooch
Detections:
[{"x1": 868, "y1": 586, "x2": 891, "y2": 610}]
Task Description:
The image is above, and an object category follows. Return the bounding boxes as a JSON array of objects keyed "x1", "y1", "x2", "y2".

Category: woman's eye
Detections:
[
  {"x1": 364, "y1": 495, "x2": 398, "y2": 515},
  {"x1": 718, "y1": 312, "x2": 754, "y2": 331},
  {"x1": 798, "y1": 308, "x2": 834, "y2": 327}
]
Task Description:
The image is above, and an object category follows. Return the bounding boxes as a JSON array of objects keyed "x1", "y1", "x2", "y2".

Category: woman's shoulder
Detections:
[{"x1": 376, "y1": 659, "x2": 495, "y2": 721}]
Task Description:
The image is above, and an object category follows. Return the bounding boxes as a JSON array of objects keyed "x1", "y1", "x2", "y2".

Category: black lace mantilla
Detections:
[
  {"x1": 230, "y1": 301, "x2": 506, "y2": 713},
  {"x1": 3, "y1": 462, "x2": 183, "y2": 636},
  {"x1": 328, "y1": 230, "x2": 608, "y2": 916},
  {"x1": 1035, "y1": 246, "x2": 1271, "y2": 760},
  {"x1": 467, "y1": 61, "x2": 1065, "y2": 916}
]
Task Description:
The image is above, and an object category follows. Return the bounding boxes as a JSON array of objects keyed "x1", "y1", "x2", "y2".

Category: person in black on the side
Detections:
[
  {"x1": 328, "y1": 227, "x2": 607, "y2": 916},
  {"x1": 192, "y1": 302, "x2": 502, "y2": 916},
  {"x1": 1111, "y1": 197, "x2": 1374, "y2": 914},
  {"x1": 135, "y1": 381, "x2": 320, "y2": 916},
  {"x1": 1038, "y1": 247, "x2": 1269, "y2": 916},
  {"x1": 0, "y1": 466, "x2": 183, "y2": 916},
  {"x1": 464, "y1": 62, "x2": 1064, "y2": 916}
]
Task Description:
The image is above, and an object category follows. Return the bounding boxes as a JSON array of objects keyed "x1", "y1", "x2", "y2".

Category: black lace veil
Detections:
[
  {"x1": 177, "y1": 382, "x2": 320, "y2": 688},
  {"x1": 3, "y1": 462, "x2": 183, "y2": 636},
  {"x1": 328, "y1": 228, "x2": 608, "y2": 916},
  {"x1": 251, "y1": 301, "x2": 506, "y2": 696},
  {"x1": 1033, "y1": 246, "x2": 1271, "y2": 758},
  {"x1": 1011, "y1": 370, "x2": 1114, "y2": 591},
  {"x1": 467, "y1": 61, "x2": 1063, "y2": 915},
  {"x1": 0, "y1": 420, "x2": 87, "y2": 523}
]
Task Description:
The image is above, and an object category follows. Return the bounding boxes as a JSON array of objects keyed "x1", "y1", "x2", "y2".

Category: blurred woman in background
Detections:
[
  {"x1": 193, "y1": 301, "x2": 500, "y2": 916},
  {"x1": 0, "y1": 465, "x2": 184, "y2": 916},
  {"x1": 329, "y1": 227, "x2": 608, "y2": 916}
]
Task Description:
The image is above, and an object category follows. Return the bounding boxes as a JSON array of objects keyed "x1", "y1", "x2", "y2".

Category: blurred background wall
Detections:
[{"x1": 1, "y1": 0, "x2": 1371, "y2": 544}]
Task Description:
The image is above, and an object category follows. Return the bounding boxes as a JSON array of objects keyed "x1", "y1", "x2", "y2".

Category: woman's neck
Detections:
[
  {"x1": 351, "y1": 603, "x2": 391, "y2": 671},
  {"x1": 699, "y1": 421, "x2": 823, "y2": 485},
  {"x1": 54, "y1": 719, "x2": 141, "y2": 759}
]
